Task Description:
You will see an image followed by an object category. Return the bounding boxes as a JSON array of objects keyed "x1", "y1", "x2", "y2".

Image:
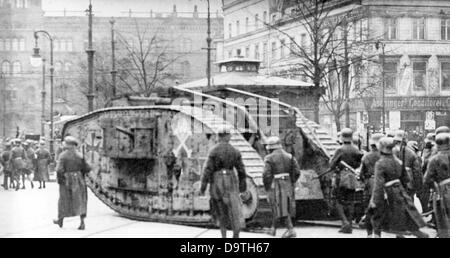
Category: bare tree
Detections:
[{"x1": 116, "y1": 19, "x2": 183, "y2": 97}]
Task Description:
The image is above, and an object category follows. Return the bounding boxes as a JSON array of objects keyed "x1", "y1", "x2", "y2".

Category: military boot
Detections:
[{"x1": 281, "y1": 229, "x2": 297, "y2": 238}]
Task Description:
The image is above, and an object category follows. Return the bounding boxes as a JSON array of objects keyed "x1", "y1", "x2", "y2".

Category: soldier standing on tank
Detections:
[
  {"x1": 200, "y1": 126, "x2": 247, "y2": 238},
  {"x1": 424, "y1": 133, "x2": 450, "y2": 238},
  {"x1": 53, "y1": 136, "x2": 91, "y2": 230},
  {"x1": 1, "y1": 142, "x2": 12, "y2": 190},
  {"x1": 370, "y1": 137, "x2": 428, "y2": 238},
  {"x1": 329, "y1": 128, "x2": 363, "y2": 234},
  {"x1": 360, "y1": 133, "x2": 384, "y2": 237},
  {"x1": 263, "y1": 136, "x2": 301, "y2": 238},
  {"x1": 393, "y1": 130, "x2": 422, "y2": 198}
]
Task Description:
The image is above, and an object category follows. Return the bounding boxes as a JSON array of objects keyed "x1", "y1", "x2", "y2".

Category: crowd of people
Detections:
[
  {"x1": 329, "y1": 126, "x2": 450, "y2": 238},
  {"x1": 0, "y1": 138, "x2": 52, "y2": 191}
]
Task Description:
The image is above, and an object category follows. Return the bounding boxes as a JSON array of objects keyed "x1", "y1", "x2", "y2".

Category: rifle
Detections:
[{"x1": 314, "y1": 161, "x2": 358, "y2": 180}]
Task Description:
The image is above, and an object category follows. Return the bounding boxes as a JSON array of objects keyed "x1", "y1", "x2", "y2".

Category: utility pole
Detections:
[
  {"x1": 201, "y1": 0, "x2": 215, "y2": 88},
  {"x1": 376, "y1": 40, "x2": 386, "y2": 134},
  {"x1": 41, "y1": 58, "x2": 46, "y2": 136},
  {"x1": 110, "y1": 18, "x2": 117, "y2": 101},
  {"x1": 86, "y1": 0, "x2": 95, "y2": 112}
]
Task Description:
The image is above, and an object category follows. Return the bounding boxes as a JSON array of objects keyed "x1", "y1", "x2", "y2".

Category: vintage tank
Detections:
[
  {"x1": 177, "y1": 58, "x2": 341, "y2": 219},
  {"x1": 61, "y1": 105, "x2": 263, "y2": 226}
]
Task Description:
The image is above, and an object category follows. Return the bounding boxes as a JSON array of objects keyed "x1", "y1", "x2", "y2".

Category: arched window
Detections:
[
  {"x1": 2, "y1": 61, "x2": 11, "y2": 75},
  {"x1": 12, "y1": 38, "x2": 18, "y2": 51},
  {"x1": 0, "y1": 39, "x2": 4, "y2": 51},
  {"x1": 19, "y1": 38, "x2": 25, "y2": 51},
  {"x1": 12, "y1": 61, "x2": 21, "y2": 74}
]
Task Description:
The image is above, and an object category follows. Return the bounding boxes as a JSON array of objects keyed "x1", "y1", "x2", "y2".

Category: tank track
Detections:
[{"x1": 63, "y1": 105, "x2": 265, "y2": 227}]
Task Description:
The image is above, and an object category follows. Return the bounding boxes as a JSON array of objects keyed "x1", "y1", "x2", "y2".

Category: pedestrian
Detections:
[
  {"x1": 329, "y1": 128, "x2": 363, "y2": 234},
  {"x1": 22, "y1": 141, "x2": 35, "y2": 189},
  {"x1": 34, "y1": 141, "x2": 51, "y2": 189},
  {"x1": 1, "y1": 142, "x2": 12, "y2": 190},
  {"x1": 200, "y1": 126, "x2": 247, "y2": 238},
  {"x1": 360, "y1": 133, "x2": 384, "y2": 238},
  {"x1": 421, "y1": 133, "x2": 437, "y2": 212},
  {"x1": 53, "y1": 136, "x2": 91, "y2": 230},
  {"x1": 11, "y1": 139, "x2": 26, "y2": 191},
  {"x1": 263, "y1": 136, "x2": 301, "y2": 238},
  {"x1": 393, "y1": 130, "x2": 422, "y2": 198},
  {"x1": 370, "y1": 137, "x2": 428, "y2": 238},
  {"x1": 423, "y1": 133, "x2": 450, "y2": 238}
]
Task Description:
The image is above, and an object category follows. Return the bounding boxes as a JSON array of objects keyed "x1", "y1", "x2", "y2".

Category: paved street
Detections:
[{"x1": 0, "y1": 175, "x2": 436, "y2": 238}]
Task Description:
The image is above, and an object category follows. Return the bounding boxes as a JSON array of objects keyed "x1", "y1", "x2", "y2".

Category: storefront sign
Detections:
[
  {"x1": 425, "y1": 120, "x2": 436, "y2": 130},
  {"x1": 369, "y1": 97, "x2": 450, "y2": 111}
]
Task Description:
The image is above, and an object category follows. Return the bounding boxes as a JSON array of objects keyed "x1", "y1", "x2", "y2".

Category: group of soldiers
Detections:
[
  {"x1": 0, "y1": 138, "x2": 52, "y2": 191},
  {"x1": 200, "y1": 125, "x2": 450, "y2": 238},
  {"x1": 330, "y1": 126, "x2": 450, "y2": 238}
]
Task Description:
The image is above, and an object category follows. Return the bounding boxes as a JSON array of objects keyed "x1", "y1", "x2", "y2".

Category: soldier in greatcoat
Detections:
[
  {"x1": 53, "y1": 136, "x2": 91, "y2": 230},
  {"x1": 370, "y1": 137, "x2": 429, "y2": 238},
  {"x1": 11, "y1": 139, "x2": 26, "y2": 191},
  {"x1": 329, "y1": 128, "x2": 363, "y2": 234},
  {"x1": 360, "y1": 133, "x2": 383, "y2": 237},
  {"x1": 393, "y1": 130, "x2": 422, "y2": 198},
  {"x1": 22, "y1": 141, "x2": 35, "y2": 189},
  {"x1": 1, "y1": 142, "x2": 12, "y2": 190},
  {"x1": 34, "y1": 141, "x2": 52, "y2": 189},
  {"x1": 424, "y1": 133, "x2": 450, "y2": 238},
  {"x1": 263, "y1": 136, "x2": 301, "y2": 238},
  {"x1": 200, "y1": 126, "x2": 247, "y2": 238}
]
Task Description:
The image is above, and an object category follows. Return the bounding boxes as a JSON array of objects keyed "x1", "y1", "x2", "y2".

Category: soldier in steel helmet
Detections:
[
  {"x1": 329, "y1": 128, "x2": 363, "y2": 234},
  {"x1": 360, "y1": 133, "x2": 384, "y2": 237},
  {"x1": 263, "y1": 136, "x2": 301, "y2": 238},
  {"x1": 1, "y1": 142, "x2": 12, "y2": 190},
  {"x1": 53, "y1": 136, "x2": 91, "y2": 230},
  {"x1": 370, "y1": 137, "x2": 428, "y2": 238},
  {"x1": 424, "y1": 133, "x2": 450, "y2": 238},
  {"x1": 200, "y1": 126, "x2": 247, "y2": 238}
]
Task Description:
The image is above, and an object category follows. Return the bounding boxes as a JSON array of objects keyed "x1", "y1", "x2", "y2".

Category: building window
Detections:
[
  {"x1": 263, "y1": 42, "x2": 268, "y2": 64},
  {"x1": 263, "y1": 11, "x2": 267, "y2": 24},
  {"x1": 280, "y1": 39, "x2": 286, "y2": 59},
  {"x1": 236, "y1": 20, "x2": 240, "y2": 35},
  {"x1": 255, "y1": 14, "x2": 259, "y2": 29},
  {"x1": 4, "y1": 39, "x2": 10, "y2": 51},
  {"x1": 384, "y1": 62, "x2": 397, "y2": 91},
  {"x1": 272, "y1": 14, "x2": 277, "y2": 23},
  {"x1": 55, "y1": 62, "x2": 63, "y2": 73},
  {"x1": 300, "y1": 33, "x2": 307, "y2": 48},
  {"x1": 12, "y1": 61, "x2": 21, "y2": 74},
  {"x1": 181, "y1": 61, "x2": 190, "y2": 77},
  {"x1": 441, "y1": 19, "x2": 450, "y2": 40},
  {"x1": 19, "y1": 38, "x2": 25, "y2": 51},
  {"x1": 66, "y1": 39, "x2": 73, "y2": 52},
  {"x1": 413, "y1": 18, "x2": 426, "y2": 40},
  {"x1": 12, "y1": 38, "x2": 18, "y2": 51},
  {"x1": 245, "y1": 46, "x2": 250, "y2": 58},
  {"x1": 442, "y1": 62, "x2": 450, "y2": 91},
  {"x1": 413, "y1": 61, "x2": 427, "y2": 91},
  {"x1": 228, "y1": 23, "x2": 232, "y2": 38},
  {"x1": 271, "y1": 41, "x2": 277, "y2": 60},
  {"x1": 0, "y1": 39, "x2": 4, "y2": 51},
  {"x1": 245, "y1": 17, "x2": 249, "y2": 33},
  {"x1": 64, "y1": 62, "x2": 72, "y2": 72},
  {"x1": 385, "y1": 18, "x2": 397, "y2": 40},
  {"x1": 290, "y1": 38, "x2": 296, "y2": 56},
  {"x1": 2, "y1": 61, "x2": 10, "y2": 75},
  {"x1": 254, "y1": 44, "x2": 260, "y2": 60},
  {"x1": 228, "y1": 51, "x2": 232, "y2": 58}
]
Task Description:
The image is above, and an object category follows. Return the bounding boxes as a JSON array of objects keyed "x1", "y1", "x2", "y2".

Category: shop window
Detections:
[
  {"x1": 384, "y1": 62, "x2": 397, "y2": 91},
  {"x1": 413, "y1": 61, "x2": 427, "y2": 91},
  {"x1": 384, "y1": 18, "x2": 397, "y2": 40},
  {"x1": 413, "y1": 18, "x2": 426, "y2": 40},
  {"x1": 441, "y1": 62, "x2": 450, "y2": 91}
]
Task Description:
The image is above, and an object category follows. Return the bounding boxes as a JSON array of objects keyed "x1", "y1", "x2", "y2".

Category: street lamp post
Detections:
[
  {"x1": 110, "y1": 17, "x2": 117, "y2": 100},
  {"x1": 375, "y1": 40, "x2": 386, "y2": 134},
  {"x1": 41, "y1": 58, "x2": 46, "y2": 136},
  {"x1": 31, "y1": 30, "x2": 54, "y2": 156}
]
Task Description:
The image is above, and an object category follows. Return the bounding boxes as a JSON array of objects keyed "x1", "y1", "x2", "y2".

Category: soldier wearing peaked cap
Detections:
[
  {"x1": 360, "y1": 133, "x2": 383, "y2": 237},
  {"x1": 424, "y1": 133, "x2": 450, "y2": 238},
  {"x1": 329, "y1": 128, "x2": 363, "y2": 234},
  {"x1": 200, "y1": 126, "x2": 247, "y2": 238},
  {"x1": 34, "y1": 141, "x2": 51, "y2": 189},
  {"x1": 263, "y1": 136, "x2": 301, "y2": 238},
  {"x1": 370, "y1": 137, "x2": 428, "y2": 238},
  {"x1": 54, "y1": 136, "x2": 91, "y2": 230}
]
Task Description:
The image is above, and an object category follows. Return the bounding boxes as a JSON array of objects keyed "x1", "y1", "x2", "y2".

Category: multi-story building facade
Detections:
[
  {"x1": 0, "y1": 0, "x2": 223, "y2": 137},
  {"x1": 219, "y1": 0, "x2": 450, "y2": 139}
]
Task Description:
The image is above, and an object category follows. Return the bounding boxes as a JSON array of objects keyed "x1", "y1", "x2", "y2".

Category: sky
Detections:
[{"x1": 42, "y1": 0, "x2": 223, "y2": 17}]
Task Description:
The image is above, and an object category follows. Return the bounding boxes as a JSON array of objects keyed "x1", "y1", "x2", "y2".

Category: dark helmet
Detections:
[
  {"x1": 435, "y1": 133, "x2": 450, "y2": 146},
  {"x1": 340, "y1": 128, "x2": 353, "y2": 143},
  {"x1": 435, "y1": 126, "x2": 450, "y2": 136},
  {"x1": 378, "y1": 137, "x2": 395, "y2": 154}
]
